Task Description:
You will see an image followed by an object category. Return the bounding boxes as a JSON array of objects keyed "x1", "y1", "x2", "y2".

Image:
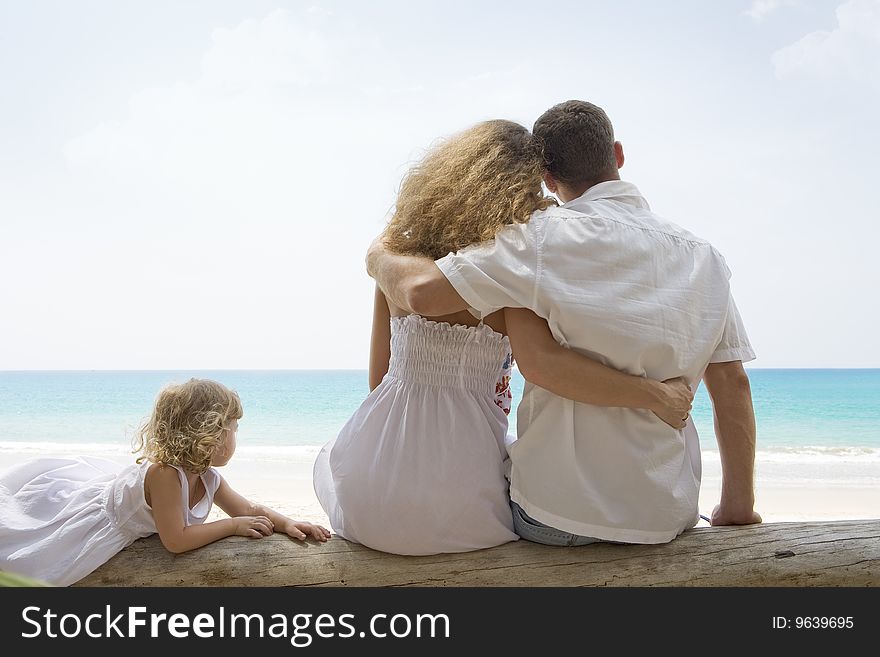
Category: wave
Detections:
[
  {"x1": 3, "y1": 441, "x2": 878, "y2": 461},
  {"x1": 700, "y1": 447, "x2": 880, "y2": 487},
  {"x1": 702, "y1": 446, "x2": 880, "y2": 464},
  {"x1": 3, "y1": 442, "x2": 877, "y2": 487},
  {"x1": 0, "y1": 441, "x2": 323, "y2": 463}
]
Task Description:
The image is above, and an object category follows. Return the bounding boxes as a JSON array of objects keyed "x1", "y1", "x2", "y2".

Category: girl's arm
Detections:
[
  {"x1": 213, "y1": 476, "x2": 331, "y2": 541},
  {"x1": 368, "y1": 284, "x2": 392, "y2": 391},
  {"x1": 145, "y1": 465, "x2": 273, "y2": 554},
  {"x1": 504, "y1": 308, "x2": 693, "y2": 429}
]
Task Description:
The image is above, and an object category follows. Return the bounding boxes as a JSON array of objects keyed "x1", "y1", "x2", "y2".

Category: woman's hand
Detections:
[
  {"x1": 650, "y1": 377, "x2": 694, "y2": 429},
  {"x1": 232, "y1": 515, "x2": 274, "y2": 538},
  {"x1": 284, "y1": 520, "x2": 332, "y2": 542}
]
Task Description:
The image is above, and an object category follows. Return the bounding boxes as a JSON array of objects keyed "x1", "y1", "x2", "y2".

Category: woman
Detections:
[{"x1": 313, "y1": 120, "x2": 692, "y2": 555}]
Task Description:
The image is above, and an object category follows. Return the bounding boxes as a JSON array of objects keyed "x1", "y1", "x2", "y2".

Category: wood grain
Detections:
[{"x1": 74, "y1": 519, "x2": 879, "y2": 587}]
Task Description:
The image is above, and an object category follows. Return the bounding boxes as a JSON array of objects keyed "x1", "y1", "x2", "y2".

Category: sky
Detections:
[{"x1": 1, "y1": 0, "x2": 878, "y2": 369}]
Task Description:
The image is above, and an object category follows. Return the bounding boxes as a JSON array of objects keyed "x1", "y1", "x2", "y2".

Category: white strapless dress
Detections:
[{"x1": 313, "y1": 314, "x2": 519, "y2": 555}]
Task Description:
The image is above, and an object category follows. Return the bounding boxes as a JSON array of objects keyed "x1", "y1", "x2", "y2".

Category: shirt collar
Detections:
[{"x1": 562, "y1": 180, "x2": 651, "y2": 212}]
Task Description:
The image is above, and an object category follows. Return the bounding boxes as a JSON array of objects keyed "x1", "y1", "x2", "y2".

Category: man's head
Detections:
[{"x1": 533, "y1": 100, "x2": 625, "y2": 202}]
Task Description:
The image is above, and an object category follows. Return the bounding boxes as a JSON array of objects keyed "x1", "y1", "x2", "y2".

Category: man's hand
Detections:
[
  {"x1": 711, "y1": 504, "x2": 762, "y2": 526},
  {"x1": 363, "y1": 233, "x2": 468, "y2": 316},
  {"x1": 365, "y1": 234, "x2": 388, "y2": 279}
]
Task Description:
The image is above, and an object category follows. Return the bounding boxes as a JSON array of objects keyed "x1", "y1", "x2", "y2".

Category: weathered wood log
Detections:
[{"x1": 75, "y1": 519, "x2": 879, "y2": 587}]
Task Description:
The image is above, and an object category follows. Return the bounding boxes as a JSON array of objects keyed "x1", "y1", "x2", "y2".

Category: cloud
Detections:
[
  {"x1": 771, "y1": 0, "x2": 880, "y2": 81},
  {"x1": 64, "y1": 9, "x2": 380, "y2": 177},
  {"x1": 52, "y1": 9, "x2": 395, "y2": 367},
  {"x1": 51, "y1": 7, "x2": 547, "y2": 368},
  {"x1": 61, "y1": 7, "x2": 541, "y2": 195},
  {"x1": 745, "y1": 0, "x2": 798, "y2": 21}
]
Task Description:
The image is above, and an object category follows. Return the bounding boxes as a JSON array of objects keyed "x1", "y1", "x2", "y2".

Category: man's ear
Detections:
[
  {"x1": 614, "y1": 141, "x2": 625, "y2": 169},
  {"x1": 543, "y1": 172, "x2": 559, "y2": 194}
]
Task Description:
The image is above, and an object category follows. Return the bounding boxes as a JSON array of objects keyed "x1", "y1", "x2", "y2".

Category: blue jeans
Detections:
[{"x1": 510, "y1": 501, "x2": 602, "y2": 547}]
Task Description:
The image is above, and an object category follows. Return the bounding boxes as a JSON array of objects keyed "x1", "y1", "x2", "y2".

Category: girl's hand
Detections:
[
  {"x1": 233, "y1": 515, "x2": 274, "y2": 538},
  {"x1": 285, "y1": 520, "x2": 332, "y2": 542},
  {"x1": 651, "y1": 377, "x2": 694, "y2": 429}
]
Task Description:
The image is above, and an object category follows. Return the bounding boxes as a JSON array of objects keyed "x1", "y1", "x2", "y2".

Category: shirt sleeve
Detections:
[
  {"x1": 710, "y1": 294, "x2": 756, "y2": 364},
  {"x1": 435, "y1": 223, "x2": 539, "y2": 317}
]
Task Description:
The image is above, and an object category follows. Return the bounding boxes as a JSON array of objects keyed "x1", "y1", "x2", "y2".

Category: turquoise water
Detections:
[
  {"x1": 691, "y1": 369, "x2": 880, "y2": 450},
  {"x1": 0, "y1": 370, "x2": 878, "y2": 459}
]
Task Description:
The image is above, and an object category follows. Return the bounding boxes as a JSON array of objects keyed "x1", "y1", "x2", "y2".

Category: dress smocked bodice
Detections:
[{"x1": 387, "y1": 314, "x2": 511, "y2": 395}]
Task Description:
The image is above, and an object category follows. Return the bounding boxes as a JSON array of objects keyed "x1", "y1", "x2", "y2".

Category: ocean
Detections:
[{"x1": 1, "y1": 369, "x2": 879, "y2": 488}]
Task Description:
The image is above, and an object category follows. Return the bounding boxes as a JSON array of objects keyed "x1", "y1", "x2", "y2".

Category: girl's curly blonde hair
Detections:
[
  {"x1": 133, "y1": 378, "x2": 242, "y2": 475},
  {"x1": 383, "y1": 119, "x2": 555, "y2": 261}
]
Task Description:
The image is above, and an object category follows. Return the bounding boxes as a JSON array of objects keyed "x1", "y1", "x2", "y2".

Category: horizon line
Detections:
[{"x1": 3, "y1": 367, "x2": 880, "y2": 373}]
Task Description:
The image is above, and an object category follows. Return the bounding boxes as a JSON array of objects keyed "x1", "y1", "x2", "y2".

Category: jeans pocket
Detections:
[
  {"x1": 511, "y1": 504, "x2": 572, "y2": 546},
  {"x1": 511, "y1": 503, "x2": 548, "y2": 528}
]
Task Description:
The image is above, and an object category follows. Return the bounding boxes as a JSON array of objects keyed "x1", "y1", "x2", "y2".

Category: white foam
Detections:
[
  {"x1": 0, "y1": 440, "x2": 324, "y2": 463},
  {"x1": 702, "y1": 446, "x2": 880, "y2": 464}
]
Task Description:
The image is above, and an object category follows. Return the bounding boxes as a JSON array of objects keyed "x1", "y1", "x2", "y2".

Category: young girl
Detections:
[
  {"x1": 313, "y1": 120, "x2": 693, "y2": 556},
  {"x1": 0, "y1": 378, "x2": 329, "y2": 586}
]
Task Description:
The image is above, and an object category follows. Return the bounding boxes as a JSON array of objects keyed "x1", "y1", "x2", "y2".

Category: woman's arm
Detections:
[
  {"x1": 145, "y1": 465, "x2": 273, "y2": 554},
  {"x1": 504, "y1": 308, "x2": 693, "y2": 428},
  {"x1": 368, "y1": 284, "x2": 392, "y2": 391},
  {"x1": 213, "y1": 476, "x2": 331, "y2": 541}
]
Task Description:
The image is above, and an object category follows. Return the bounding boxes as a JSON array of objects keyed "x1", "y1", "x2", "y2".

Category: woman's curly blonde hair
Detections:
[
  {"x1": 383, "y1": 119, "x2": 555, "y2": 260},
  {"x1": 133, "y1": 378, "x2": 242, "y2": 475}
]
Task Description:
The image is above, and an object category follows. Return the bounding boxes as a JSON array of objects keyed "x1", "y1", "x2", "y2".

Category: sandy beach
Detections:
[
  {"x1": 1, "y1": 448, "x2": 877, "y2": 529},
  {"x1": 224, "y1": 453, "x2": 880, "y2": 528}
]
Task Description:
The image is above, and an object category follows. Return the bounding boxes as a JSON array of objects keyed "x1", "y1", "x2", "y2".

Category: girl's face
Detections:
[{"x1": 211, "y1": 418, "x2": 238, "y2": 467}]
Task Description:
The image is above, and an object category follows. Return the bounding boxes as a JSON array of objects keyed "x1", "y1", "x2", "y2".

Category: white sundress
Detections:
[
  {"x1": 0, "y1": 456, "x2": 219, "y2": 586},
  {"x1": 313, "y1": 314, "x2": 519, "y2": 555}
]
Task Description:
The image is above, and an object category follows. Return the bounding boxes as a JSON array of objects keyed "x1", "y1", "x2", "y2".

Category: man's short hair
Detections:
[{"x1": 533, "y1": 100, "x2": 617, "y2": 188}]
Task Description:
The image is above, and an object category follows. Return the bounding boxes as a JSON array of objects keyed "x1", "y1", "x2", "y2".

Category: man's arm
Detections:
[
  {"x1": 366, "y1": 238, "x2": 468, "y2": 316},
  {"x1": 702, "y1": 360, "x2": 762, "y2": 526}
]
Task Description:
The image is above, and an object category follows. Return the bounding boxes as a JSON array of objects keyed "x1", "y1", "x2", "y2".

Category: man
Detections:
[{"x1": 367, "y1": 100, "x2": 760, "y2": 545}]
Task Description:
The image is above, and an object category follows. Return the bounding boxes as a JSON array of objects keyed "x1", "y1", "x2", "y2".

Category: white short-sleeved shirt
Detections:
[{"x1": 436, "y1": 180, "x2": 755, "y2": 544}]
